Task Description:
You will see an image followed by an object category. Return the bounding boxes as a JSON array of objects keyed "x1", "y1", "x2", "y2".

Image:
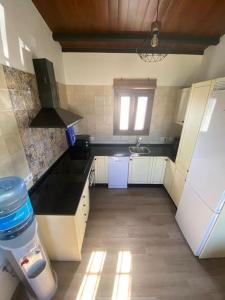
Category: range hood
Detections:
[{"x1": 30, "y1": 58, "x2": 82, "y2": 128}]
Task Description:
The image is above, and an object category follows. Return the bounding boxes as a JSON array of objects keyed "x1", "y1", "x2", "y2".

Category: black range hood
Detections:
[{"x1": 30, "y1": 58, "x2": 82, "y2": 128}]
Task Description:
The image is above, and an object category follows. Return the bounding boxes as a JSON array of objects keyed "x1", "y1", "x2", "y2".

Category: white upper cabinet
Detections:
[
  {"x1": 175, "y1": 87, "x2": 190, "y2": 125},
  {"x1": 176, "y1": 80, "x2": 214, "y2": 174},
  {"x1": 128, "y1": 157, "x2": 151, "y2": 184},
  {"x1": 94, "y1": 156, "x2": 108, "y2": 183}
]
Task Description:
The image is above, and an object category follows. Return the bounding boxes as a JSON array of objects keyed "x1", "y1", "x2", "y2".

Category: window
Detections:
[{"x1": 113, "y1": 79, "x2": 155, "y2": 135}]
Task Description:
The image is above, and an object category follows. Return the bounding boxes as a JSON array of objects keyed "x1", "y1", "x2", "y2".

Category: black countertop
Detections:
[
  {"x1": 30, "y1": 143, "x2": 177, "y2": 216},
  {"x1": 90, "y1": 144, "x2": 177, "y2": 161}
]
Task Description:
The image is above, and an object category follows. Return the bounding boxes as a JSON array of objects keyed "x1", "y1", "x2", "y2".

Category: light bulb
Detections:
[{"x1": 151, "y1": 33, "x2": 158, "y2": 48}]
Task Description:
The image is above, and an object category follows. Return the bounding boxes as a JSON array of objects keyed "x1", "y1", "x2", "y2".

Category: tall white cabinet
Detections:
[
  {"x1": 176, "y1": 81, "x2": 214, "y2": 176},
  {"x1": 164, "y1": 80, "x2": 214, "y2": 207}
]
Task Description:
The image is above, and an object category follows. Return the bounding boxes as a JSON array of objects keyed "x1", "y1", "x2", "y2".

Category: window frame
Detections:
[{"x1": 113, "y1": 88, "x2": 154, "y2": 136}]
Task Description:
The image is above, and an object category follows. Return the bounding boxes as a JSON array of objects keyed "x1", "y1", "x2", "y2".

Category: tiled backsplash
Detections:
[
  {"x1": 0, "y1": 63, "x2": 180, "y2": 185},
  {"x1": 0, "y1": 64, "x2": 68, "y2": 184},
  {"x1": 66, "y1": 85, "x2": 180, "y2": 144}
]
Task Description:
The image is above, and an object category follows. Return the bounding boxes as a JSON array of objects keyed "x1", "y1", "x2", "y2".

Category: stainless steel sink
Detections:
[{"x1": 129, "y1": 146, "x2": 151, "y2": 155}]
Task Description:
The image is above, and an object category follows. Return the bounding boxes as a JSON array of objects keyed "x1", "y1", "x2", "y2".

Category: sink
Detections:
[{"x1": 129, "y1": 146, "x2": 151, "y2": 155}]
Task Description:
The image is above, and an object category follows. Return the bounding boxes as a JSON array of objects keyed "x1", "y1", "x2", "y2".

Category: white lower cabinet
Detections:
[
  {"x1": 128, "y1": 157, "x2": 151, "y2": 184},
  {"x1": 170, "y1": 167, "x2": 186, "y2": 207},
  {"x1": 163, "y1": 159, "x2": 187, "y2": 207},
  {"x1": 36, "y1": 178, "x2": 90, "y2": 261},
  {"x1": 150, "y1": 157, "x2": 167, "y2": 184},
  {"x1": 94, "y1": 156, "x2": 108, "y2": 183},
  {"x1": 163, "y1": 159, "x2": 175, "y2": 197},
  {"x1": 128, "y1": 156, "x2": 166, "y2": 184}
]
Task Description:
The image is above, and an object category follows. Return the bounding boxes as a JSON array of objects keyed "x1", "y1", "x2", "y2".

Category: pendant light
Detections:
[{"x1": 137, "y1": 0, "x2": 167, "y2": 63}]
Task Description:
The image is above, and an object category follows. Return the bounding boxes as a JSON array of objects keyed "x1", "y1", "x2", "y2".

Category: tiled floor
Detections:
[{"x1": 14, "y1": 187, "x2": 225, "y2": 299}]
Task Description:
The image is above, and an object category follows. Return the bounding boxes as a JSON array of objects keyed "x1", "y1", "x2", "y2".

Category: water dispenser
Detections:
[{"x1": 0, "y1": 177, "x2": 57, "y2": 300}]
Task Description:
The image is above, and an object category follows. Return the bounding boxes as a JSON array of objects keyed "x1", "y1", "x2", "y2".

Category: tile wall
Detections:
[
  {"x1": 0, "y1": 65, "x2": 31, "y2": 183},
  {"x1": 66, "y1": 85, "x2": 180, "y2": 144},
  {"x1": 0, "y1": 64, "x2": 68, "y2": 184}
]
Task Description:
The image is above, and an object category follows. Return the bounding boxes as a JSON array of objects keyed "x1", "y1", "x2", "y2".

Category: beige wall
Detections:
[
  {"x1": 63, "y1": 53, "x2": 202, "y2": 86},
  {"x1": 0, "y1": 64, "x2": 27, "y2": 300},
  {"x1": 197, "y1": 34, "x2": 225, "y2": 81},
  {"x1": 0, "y1": 64, "x2": 68, "y2": 183},
  {"x1": 0, "y1": 0, "x2": 65, "y2": 83},
  {"x1": 0, "y1": 65, "x2": 30, "y2": 182},
  {"x1": 66, "y1": 84, "x2": 180, "y2": 144}
]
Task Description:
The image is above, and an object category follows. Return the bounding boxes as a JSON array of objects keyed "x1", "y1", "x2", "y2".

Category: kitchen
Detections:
[{"x1": 1, "y1": 0, "x2": 225, "y2": 299}]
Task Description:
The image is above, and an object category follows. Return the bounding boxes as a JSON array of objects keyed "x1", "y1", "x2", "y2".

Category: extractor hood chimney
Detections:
[{"x1": 30, "y1": 58, "x2": 82, "y2": 128}]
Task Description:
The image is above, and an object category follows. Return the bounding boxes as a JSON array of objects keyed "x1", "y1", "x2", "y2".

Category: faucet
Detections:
[{"x1": 136, "y1": 137, "x2": 142, "y2": 147}]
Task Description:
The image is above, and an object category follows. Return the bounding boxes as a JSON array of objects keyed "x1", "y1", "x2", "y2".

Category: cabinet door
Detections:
[
  {"x1": 163, "y1": 159, "x2": 175, "y2": 196},
  {"x1": 170, "y1": 167, "x2": 186, "y2": 207},
  {"x1": 75, "y1": 200, "x2": 86, "y2": 250},
  {"x1": 150, "y1": 157, "x2": 167, "y2": 184},
  {"x1": 176, "y1": 81, "x2": 213, "y2": 174},
  {"x1": 128, "y1": 157, "x2": 150, "y2": 184},
  {"x1": 175, "y1": 88, "x2": 190, "y2": 125},
  {"x1": 81, "y1": 179, "x2": 90, "y2": 221},
  {"x1": 94, "y1": 156, "x2": 108, "y2": 183},
  {"x1": 37, "y1": 215, "x2": 81, "y2": 261}
]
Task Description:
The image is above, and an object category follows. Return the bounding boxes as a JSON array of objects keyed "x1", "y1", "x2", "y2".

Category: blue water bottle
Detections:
[{"x1": 0, "y1": 177, "x2": 34, "y2": 240}]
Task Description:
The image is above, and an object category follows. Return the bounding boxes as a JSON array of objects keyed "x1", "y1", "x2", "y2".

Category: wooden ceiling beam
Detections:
[
  {"x1": 53, "y1": 32, "x2": 220, "y2": 46},
  {"x1": 61, "y1": 47, "x2": 204, "y2": 55}
]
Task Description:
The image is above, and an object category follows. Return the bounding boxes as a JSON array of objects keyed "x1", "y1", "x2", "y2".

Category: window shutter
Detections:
[{"x1": 113, "y1": 79, "x2": 157, "y2": 90}]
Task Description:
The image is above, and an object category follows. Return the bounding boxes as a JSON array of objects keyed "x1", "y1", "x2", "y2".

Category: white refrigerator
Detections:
[{"x1": 175, "y1": 88, "x2": 225, "y2": 257}]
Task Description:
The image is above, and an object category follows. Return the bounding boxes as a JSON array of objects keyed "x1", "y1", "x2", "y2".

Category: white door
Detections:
[
  {"x1": 150, "y1": 157, "x2": 167, "y2": 184},
  {"x1": 186, "y1": 90, "x2": 225, "y2": 213},
  {"x1": 128, "y1": 157, "x2": 150, "y2": 184},
  {"x1": 95, "y1": 156, "x2": 108, "y2": 183},
  {"x1": 176, "y1": 182, "x2": 218, "y2": 256}
]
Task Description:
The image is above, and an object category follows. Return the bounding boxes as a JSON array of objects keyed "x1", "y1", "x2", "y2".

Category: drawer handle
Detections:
[
  {"x1": 83, "y1": 195, "x2": 85, "y2": 198},
  {"x1": 84, "y1": 213, "x2": 87, "y2": 216},
  {"x1": 83, "y1": 204, "x2": 86, "y2": 207}
]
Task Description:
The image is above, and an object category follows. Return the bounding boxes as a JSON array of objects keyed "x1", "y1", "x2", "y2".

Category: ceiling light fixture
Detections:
[{"x1": 137, "y1": 0, "x2": 167, "y2": 63}]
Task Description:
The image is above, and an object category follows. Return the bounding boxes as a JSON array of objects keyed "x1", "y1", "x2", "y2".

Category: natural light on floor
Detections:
[
  {"x1": 112, "y1": 251, "x2": 132, "y2": 300},
  {"x1": 75, "y1": 250, "x2": 132, "y2": 300},
  {"x1": 76, "y1": 251, "x2": 106, "y2": 300}
]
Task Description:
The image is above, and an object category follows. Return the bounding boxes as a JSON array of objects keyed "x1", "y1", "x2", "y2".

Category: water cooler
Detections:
[{"x1": 0, "y1": 177, "x2": 57, "y2": 300}]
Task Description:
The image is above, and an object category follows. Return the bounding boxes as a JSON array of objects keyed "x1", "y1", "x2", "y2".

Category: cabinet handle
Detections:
[
  {"x1": 83, "y1": 204, "x2": 86, "y2": 207},
  {"x1": 83, "y1": 195, "x2": 85, "y2": 198},
  {"x1": 130, "y1": 158, "x2": 132, "y2": 161},
  {"x1": 84, "y1": 213, "x2": 87, "y2": 216}
]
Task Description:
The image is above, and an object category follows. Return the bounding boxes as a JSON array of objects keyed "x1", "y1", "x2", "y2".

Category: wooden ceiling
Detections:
[{"x1": 32, "y1": 0, "x2": 225, "y2": 54}]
